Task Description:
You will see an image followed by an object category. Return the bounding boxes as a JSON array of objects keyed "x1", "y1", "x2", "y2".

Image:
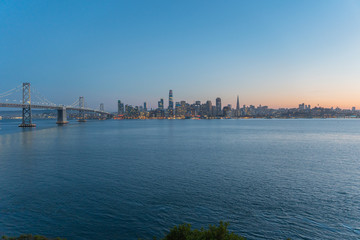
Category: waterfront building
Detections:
[
  {"x1": 118, "y1": 100, "x2": 124, "y2": 115},
  {"x1": 124, "y1": 105, "x2": 140, "y2": 118}
]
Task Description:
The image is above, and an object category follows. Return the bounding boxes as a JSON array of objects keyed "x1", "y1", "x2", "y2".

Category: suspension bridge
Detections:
[{"x1": 0, "y1": 83, "x2": 112, "y2": 127}]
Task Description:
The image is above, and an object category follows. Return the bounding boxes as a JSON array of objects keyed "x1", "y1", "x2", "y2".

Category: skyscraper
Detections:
[
  {"x1": 216, "y1": 97, "x2": 222, "y2": 116},
  {"x1": 206, "y1": 100, "x2": 212, "y2": 116},
  {"x1": 158, "y1": 98, "x2": 164, "y2": 110},
  {"x1": 144, "y1": 102, "x2": 147, "y2": 111},
  {"x1": 118, "y1": 100, "x2": 124, "y2": 115},
  {"x1": 168, "y1": 90, "x2": 174, "y2": 109},
  {"x1": 168, "y1": 90, "x2": 174, "y2": 116},
  {"x1": 236, "y1": 95, "x2": 240, "y2": 110}
]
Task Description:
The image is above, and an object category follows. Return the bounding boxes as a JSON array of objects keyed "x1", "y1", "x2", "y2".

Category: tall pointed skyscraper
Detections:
[{"x1": 236, "y1": 95, "x2": 240, "y2": 110}]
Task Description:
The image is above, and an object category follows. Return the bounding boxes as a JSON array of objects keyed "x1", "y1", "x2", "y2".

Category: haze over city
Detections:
[{"x1": 1, "y1": 0, "x2": 360, "y2": 110}]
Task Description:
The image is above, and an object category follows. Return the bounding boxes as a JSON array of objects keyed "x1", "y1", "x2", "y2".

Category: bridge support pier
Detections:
[{"x1": 56, "y1": 107, "x2": 69, "y2": 125}]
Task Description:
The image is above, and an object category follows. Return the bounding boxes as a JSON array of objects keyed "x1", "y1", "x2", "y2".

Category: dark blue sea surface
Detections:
[{"x1": 0, "y1": 119, "x2": 360, "y2": 240}]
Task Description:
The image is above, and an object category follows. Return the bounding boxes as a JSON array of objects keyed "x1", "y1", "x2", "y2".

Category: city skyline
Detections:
[
  {"x1": 112, "y1": 90, "x2": 359, "y2": 120},
  {"x1": 109, "y1": 93, "x2": 360, "y2": 112},
  {"x1": 1, "y1": 0, "x2": 360, "y2": 110},
  {"x1": 116, "y1": 89, "x2": 358, "y2": 112},
  {"x1": 115, "y1": 89, "x2": 359, "y2": 112}
]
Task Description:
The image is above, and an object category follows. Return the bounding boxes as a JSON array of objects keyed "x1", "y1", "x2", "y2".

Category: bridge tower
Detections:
[
  {"x1": 99, "y1": 103, "x2": 106, "y2": 120},
  {"x1": 78, "y1": 96, "x2": 86, "y2": 122},
  {"x1": 19, "y1": 82, "x2": 36, "y2": 127}
]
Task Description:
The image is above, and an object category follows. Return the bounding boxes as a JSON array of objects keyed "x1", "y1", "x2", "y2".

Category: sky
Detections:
[{"x1": 1, "y1": 0, "x2": 360, "y2": 111}]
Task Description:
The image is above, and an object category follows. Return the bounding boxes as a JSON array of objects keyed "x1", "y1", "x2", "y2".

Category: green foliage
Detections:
[
  {"x1": 3, "y1": 223, "x2": 291, "y2": 240},
  {"x1": 1, "y1": 235, "x2": 65, "y2": 240},
  {"x1": 158, "y1": 221, "x2": 246, "y2": 240}
]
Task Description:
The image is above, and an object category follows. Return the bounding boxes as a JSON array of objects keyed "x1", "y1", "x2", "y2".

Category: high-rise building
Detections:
[
  {"x1": 100, "y1": 103, "x2": 104, "y2": 112},
  {"x1": 125, "y1": 104, "x2": 131, "y2": 115},
  {"x1": 144, "y1": 102, "x2": 147, "y2": 111},
  {"x1": 206, "y1": 100, "x2": 212, "y2": 116},
  {"x1": 299, "y1": 103, "x2": 305, "y2": 110},
  {"x1": 194, "y1": 101, "x2": 201, "y2": 115},
  {"x1": 179, "y1": 100, "x2": 187, "y2": 117},
  {"x1": 168, "y1": 90, "x2": 174, "y2": 117},
  {"x1": 223, "y1": 106, "x2": 231, "y2": 117},
  {"x1": 216, "y1": 97, "x2": 222, "y2": 116},
  {"x1": 236, "y1": 95, "x2": 240, "y2": 110},
  {"x1": 168, "y1": 90, "x2": 174, "y2": 110},
  {"x1": 158, "y1": 98, "x2": 164, "y2": 110},
  {"x1": 118, "y1": 100, "x2": 124, "y2": 115}
]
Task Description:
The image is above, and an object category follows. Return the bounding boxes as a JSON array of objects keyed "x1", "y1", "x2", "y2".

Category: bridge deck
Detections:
[{"x1": 0, "y1": 103, "x2": 111, "y2": 115}]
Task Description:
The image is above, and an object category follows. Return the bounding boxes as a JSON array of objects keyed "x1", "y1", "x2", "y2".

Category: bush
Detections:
[
  {"x1": 2, "y1": 222, "x2": 291, "y2": 240},
  {"x1": 157, "y1": 221, "x2": 246, "y2": 240},
  {"x1": 1, "y1": 235, "x2": 65, "y2": 240}
]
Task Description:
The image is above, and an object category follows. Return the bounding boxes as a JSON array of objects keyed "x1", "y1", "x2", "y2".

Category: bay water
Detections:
[{"x1": 0, "y1": 119, "x2": 359, "y2": 239}]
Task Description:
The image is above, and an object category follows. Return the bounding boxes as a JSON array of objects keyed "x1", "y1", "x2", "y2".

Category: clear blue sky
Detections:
[{"x1": 1, "y1": 0, "x2": 360, "y2": 110}]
